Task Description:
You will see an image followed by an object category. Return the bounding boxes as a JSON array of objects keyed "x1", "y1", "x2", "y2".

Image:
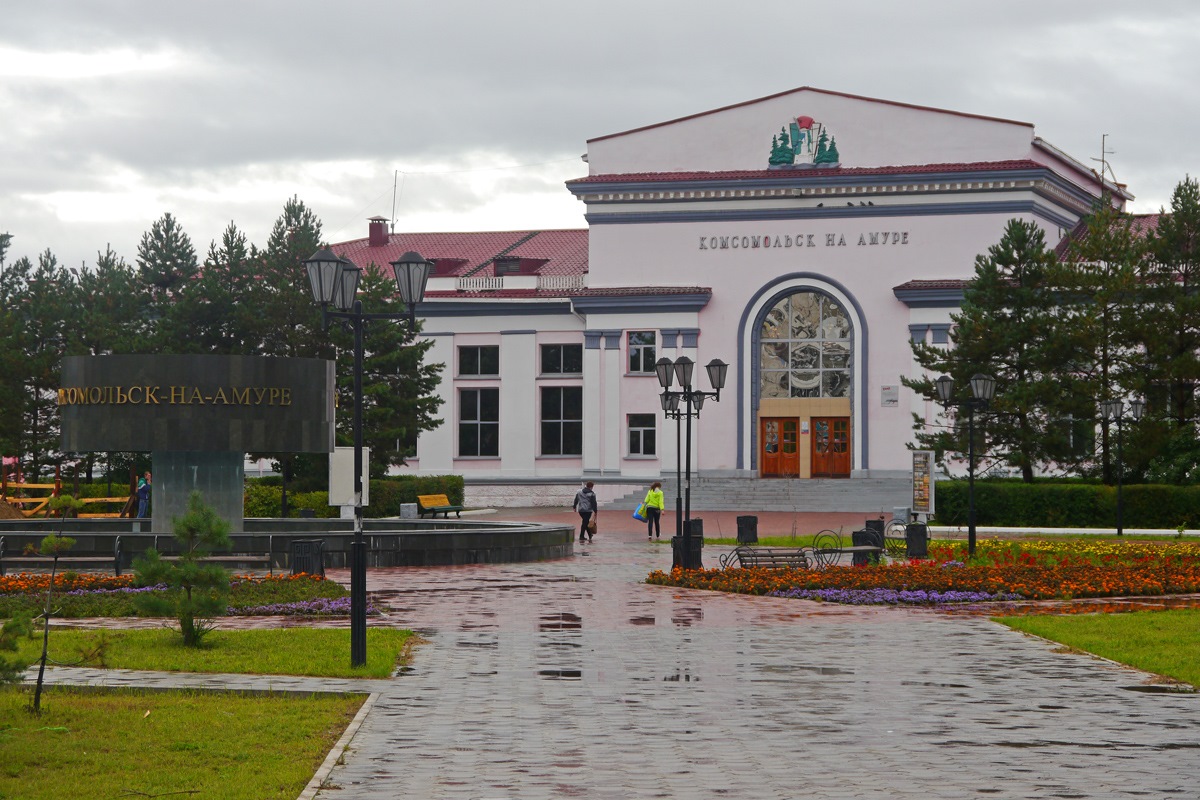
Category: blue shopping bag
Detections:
[{"x1": 633, "y1": 503, "x2": 647, "y2": 522}]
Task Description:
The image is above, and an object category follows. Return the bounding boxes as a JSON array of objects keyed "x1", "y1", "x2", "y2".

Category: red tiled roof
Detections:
[
  {"x1": 568, "y1": 160, "x2": 1045, "y2": 186},
  {"x1": 892, "y1": 280, "x2": 968, "y2": 292},
  {"x1": 423, "y1": 285, "x2": 710, "y2": 301},
  {"x1": 1053, "y1": 212, "x2": 1163, "y2": 258},
  {"x1": 330, "y1": 229, "x2": 589, "y2": 277}
]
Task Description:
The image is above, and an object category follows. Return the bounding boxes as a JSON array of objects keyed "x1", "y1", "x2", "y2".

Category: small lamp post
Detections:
[
  {"x1": 656, "y1": 356, "x2": 728, "y2": 569},
  {"x1": 302, "y1": 247, "x2": 432, "y2": 666},
  {"x1": 1100, "y1": 397, "x2": 1145, "y2": 537},
  {"x1": 935, "y1": 373, "x2": 997, "y2": 557}
]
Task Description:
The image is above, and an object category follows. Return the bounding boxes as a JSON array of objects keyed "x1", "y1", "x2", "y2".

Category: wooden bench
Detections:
[
  {"x1": 417, "y1": 493, "x2": 463, "y2": 519},
  {"x1": 719, "y1": 545, "x2": 811, "y2": 570},
  {"x1": 0, "y1": 535, "x2": 124, "y2": 577},
  {"x1": 161, "y1": 554, "x2": 273, "y2": 573}
]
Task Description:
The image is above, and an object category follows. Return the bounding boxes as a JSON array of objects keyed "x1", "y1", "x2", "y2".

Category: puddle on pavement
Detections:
[{"x1": 539, "y1": 612, "x2": 582, "y2": 631}]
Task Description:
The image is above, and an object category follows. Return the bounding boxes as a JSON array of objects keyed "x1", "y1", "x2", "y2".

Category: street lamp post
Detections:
[
  {"x1": 303, "y1": 247, "x2": 432, "y2": 666},
  {"x1": 656, "y1": 356, "x2": 728, "y2": 570},
  {"x1": 1101, "y1": 397, "x2": 1145, "y2": 537},
  {"x1": 935, "y1": 373, "x2": 997, "y2": 558}
]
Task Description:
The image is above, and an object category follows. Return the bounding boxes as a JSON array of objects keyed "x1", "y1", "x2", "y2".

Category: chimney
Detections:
[{"x1": 368, "y1": 216, "x2": 389, "y2": 247}]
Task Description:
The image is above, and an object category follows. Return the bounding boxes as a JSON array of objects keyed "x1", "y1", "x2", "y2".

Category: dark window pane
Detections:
[
  {"x1": 480, "y1": 423, "x2": 499, "y2": 456},
  {"x1": 541, "y1": 345, "x2": 562, "y2": 374},
  {"x1": 629, "y1": 430, "x2": 640, "y2": 454},
  {"x1": 480, "y1": 346, "x2": 499, "y2": 374},
  {"x1": 480, "y1": 388, "x2": 499, "y2": 420},
  {"x1": 562, "y1": 421, "x2": 582, "y2": 455},
  {"x1": 563, "y1": 345, "x2": 583, "y2": 373},
  {"x1": 542, "y1": 387, "x2": 562, "y2": 418},
  {"x1": 643, "y1": 429, "x2": 656, "y2": 455},
  {"x1": 459, "y1": 424, "x2": 478, "y2": 457},
  {"x1": 563, "y1": 387, "x2": 582, "y2": 419},
  {"x1": 629, "y1": 413, "x2": 655, "y2": 428},
  {"x1": 541, "y1": 422, "x2": 561, "y2": 455},
  {"x1": 461, "y1": 390, "x2": 478, "y2": 421},
  {"x1": 460, "y1": 347, "x2": 479, "y2": 375}
]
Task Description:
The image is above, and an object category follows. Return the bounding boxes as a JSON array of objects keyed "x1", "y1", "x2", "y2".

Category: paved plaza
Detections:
[{"x1": 33, "y1": 508, "x2": 1200, "y2": 798}]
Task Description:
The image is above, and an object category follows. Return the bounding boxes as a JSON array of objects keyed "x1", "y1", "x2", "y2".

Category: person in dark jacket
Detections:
[
  {"x1": 572, "y1": 481, "x2": 597, "y2": 542},
  {"x1": 136, "y1": 471, "x2": 152, "y2": 518}
]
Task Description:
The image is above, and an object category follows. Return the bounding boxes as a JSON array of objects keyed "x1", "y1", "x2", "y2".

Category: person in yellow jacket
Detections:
[{"x1": 643, "y1": 481, "x2": 665, "y2": 539}]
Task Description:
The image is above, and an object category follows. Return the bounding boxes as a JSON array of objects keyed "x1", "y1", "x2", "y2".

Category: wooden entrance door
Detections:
[
  {"x1": 759, "y1": 418, "x2": 799, "y2": 477},
  {"x1": 811, "y1": 417, "x2": 850, "y2": 478}
]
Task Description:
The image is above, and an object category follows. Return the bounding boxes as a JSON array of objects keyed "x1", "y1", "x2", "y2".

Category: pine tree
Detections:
[{"x1": 905, "y1": 219, "x2": 1067, "y2": 481}]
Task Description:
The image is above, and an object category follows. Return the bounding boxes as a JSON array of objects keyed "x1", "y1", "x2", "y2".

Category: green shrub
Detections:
[{"x1": 934, "y1": 480, "x2": 1200, "y2": 528}]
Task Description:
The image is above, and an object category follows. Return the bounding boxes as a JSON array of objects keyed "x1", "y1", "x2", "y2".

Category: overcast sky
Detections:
[{"x1": 3, "y1": 1, "x2": 1198, "y2": 271}]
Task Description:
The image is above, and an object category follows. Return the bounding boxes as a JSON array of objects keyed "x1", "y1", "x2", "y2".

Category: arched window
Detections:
[{"x1": 759, "y1": 291, "x2": 852, "y2": 398}]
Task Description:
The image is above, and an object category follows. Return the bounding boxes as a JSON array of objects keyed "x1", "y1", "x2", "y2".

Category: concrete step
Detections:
[{"x1": 604, "y1": 476, "x2": 913, "y2": 514}]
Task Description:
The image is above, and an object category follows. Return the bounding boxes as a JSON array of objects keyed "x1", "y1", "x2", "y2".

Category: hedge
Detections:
[
  {"x1": 934, "y1": 480, "x2": 1200, "y2": 529},
  {"x1": 243, "y1": 474, "x2": 465, "y2": 518}
]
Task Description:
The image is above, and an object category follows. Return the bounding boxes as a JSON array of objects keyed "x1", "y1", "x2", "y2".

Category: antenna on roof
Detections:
[
  {"x1": 390, "y1": 170, "x2": 398, "y2": 234},
  {"x1": 1090, "y1": 133, "x2": 1119, "y2": 188}
]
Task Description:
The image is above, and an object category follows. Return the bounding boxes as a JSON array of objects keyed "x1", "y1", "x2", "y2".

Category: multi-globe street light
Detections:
[
  {"x1": 303, "y1": 247, "x2": 432, "y2": 666},
  {"x1": 655, "y1": 355, "x2": 728, "y2": 570},
  {"x1": 934, "y1": 373, "x2": 997, "y2": 558},
  {"x1": 1100, "y1": 397, "x2": 1145, "y2": 537}
]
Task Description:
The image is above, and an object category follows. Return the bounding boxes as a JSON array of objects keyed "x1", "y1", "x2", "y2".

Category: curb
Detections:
[{"x1": 298, "y1": 690, "x2": 381, "y2": 799}]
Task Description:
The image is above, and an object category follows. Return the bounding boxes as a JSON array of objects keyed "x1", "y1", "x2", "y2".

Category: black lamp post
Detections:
[
  {"x1": 935, "y1": 373, "x2": 996, "y2": 558},
  {"x1": 1100, "y1": 397, "x2": 1144, "y2": 537},
  {"x1": 656, "y1": 355, "x2": 728, "y2": 570},
  {"x1": 303, "y1": 247, "x2": 432, "y2": 666}
]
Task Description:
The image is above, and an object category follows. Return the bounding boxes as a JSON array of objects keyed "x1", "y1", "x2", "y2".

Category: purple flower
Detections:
[
  {"x1": 767, "y1": 588, "x2": 1023, "y2": 605},
  {"x1": 228, "y1": 597, "x2": 379, "y2": 616}
]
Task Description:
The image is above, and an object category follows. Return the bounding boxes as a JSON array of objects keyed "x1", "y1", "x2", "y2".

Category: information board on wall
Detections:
[{"x1": 912, "y1": 450, "x2": 935, "y2": 516}]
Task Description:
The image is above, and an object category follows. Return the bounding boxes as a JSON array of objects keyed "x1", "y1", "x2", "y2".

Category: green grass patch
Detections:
[
  {"x1": 15, "y1": 627, "x2": 414, "y2": 679},
  {"x1": 0, "y1": 685, "x2": 364, "y2": 799},
  {"x1": 997, "y1": 608, "x2": 1200, "y2": 687}
]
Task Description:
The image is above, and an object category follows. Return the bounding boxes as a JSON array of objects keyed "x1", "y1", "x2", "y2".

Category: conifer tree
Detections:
[{"x1": 905, "y1": 219, "x2": 1069, "y2": 481}]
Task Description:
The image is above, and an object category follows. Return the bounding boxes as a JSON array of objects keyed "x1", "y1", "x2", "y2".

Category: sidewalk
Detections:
[{"x1": 32, "y1": 509, "x2": 1200, "y2": 799}]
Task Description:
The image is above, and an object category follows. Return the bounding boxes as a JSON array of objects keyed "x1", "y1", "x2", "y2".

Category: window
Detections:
[
  {"x1": 628, "y1": 413, "x2": 656, "y2": 456},
  {"x1": 541, "y1": 386, "x2": 582, "y2": 456},
  {"x1": 459, "y1": 388, "x2": 499, "y2": 457},
  {"x1": 628, "y1": 331, "x2": 656, "y2": 374},
  {"x1": 459, "y1": 345, "x2": 499, "y2": 377},
  {"x1": 541, "y1": 343, "x2": 583, "y2": 375},
  {"x1": 759, "y1": 291, "x2": 852, "y2": 399}
]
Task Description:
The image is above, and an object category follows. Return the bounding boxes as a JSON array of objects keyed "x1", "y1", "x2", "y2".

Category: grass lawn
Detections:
[
  {"x1": 0, "y1": 685, "x2": 364, "y2": 800},
  {"x1": 997, "y1": 608, "x2": 1200, "y2": 688},
  {"x1": 16, "y1": 627, "x2": 415, "y2": 679}
]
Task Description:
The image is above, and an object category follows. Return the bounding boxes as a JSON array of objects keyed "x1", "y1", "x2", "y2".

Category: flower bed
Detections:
[
  {"x1": 647, "y1": 539, "x2": 1200, "y2": 604},
  {"x1": 0, "y1": 571, "x2": 359, "y2": 618}
]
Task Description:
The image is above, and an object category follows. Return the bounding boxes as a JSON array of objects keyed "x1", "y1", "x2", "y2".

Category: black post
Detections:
[
  {"x1": 1115, "y1": 414, "x2": 1124, "y2": 537},
  {"x1": 675, "y1": 410, "x2": 683, "y2": 537},
  {"x1": 967, "y1": 402, "x2": 977, "y2": 558},
  {"x1": 684, "y1": 387, "x2": 693, "y2": 536},
  {"x1": 350, "y1": 302, "x2": 367, "y2": 667}
]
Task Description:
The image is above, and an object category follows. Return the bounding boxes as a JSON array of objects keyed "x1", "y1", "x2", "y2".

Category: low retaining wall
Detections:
[{"x1": 0, "y1": 517, "x2": 574, "y2": 570}]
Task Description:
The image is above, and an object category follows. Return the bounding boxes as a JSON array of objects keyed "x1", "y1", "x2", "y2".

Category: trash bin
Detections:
[
  {"x1": 905, "y1": 523, "x2": 929, "y2": 559},
  {"x1": 865, "y1": 518, "x2": 884, "y2": 538},
  {"x1": 298, "y1": 508, "x2": 316, "y2": 519},
  {"x1": 290, "y1": 538, "x2": 326, "y2": 577},
  {"x1": 672, "y1": 518, "x2": 704, "y2": 570},
  {"x1": 736, "y1": 515, "x2": 759, "y2": 544},
  {"x1": 851, "y1": 528, "x2": 882, "y2": 566}
]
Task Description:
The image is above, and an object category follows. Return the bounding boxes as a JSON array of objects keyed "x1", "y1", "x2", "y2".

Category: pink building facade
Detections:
[{"x1": 333, "y1": 88, "x2": 1126, "y2": 506}]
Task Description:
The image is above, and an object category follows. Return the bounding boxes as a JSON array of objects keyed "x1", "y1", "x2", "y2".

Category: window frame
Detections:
[
  {"x1": 627, "y1": 413, "x2": 657, "y2": 457},
  {"x1": 540, "y1": 343, "x2": 584, "y2": 376},
  {"x1": 458, "y1": 345, "x2": 500, "y2": 378},
  {"x1": 627, "y1": 331, "x2": 657, "y2": 375},
  {"x1": 458, "y1": 387, "x2": 500, "y2": 458},
  {"x1": 539, "y1": 385, "x2": 583, "y2": 457}
]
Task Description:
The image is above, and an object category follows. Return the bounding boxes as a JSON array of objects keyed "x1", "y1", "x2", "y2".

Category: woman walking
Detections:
[
  {"x1": 572, "y1": 481, "x2": 597, "y2": 542},
  {"x1": 644, "y1": 481, "x2": 665, "y2": 539}
]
